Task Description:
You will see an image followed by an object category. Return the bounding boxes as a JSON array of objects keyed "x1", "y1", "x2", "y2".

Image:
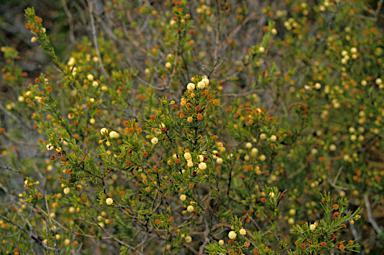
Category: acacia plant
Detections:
[{"x1": 1, "y1": 0, "x2": 384, "y2": 254}]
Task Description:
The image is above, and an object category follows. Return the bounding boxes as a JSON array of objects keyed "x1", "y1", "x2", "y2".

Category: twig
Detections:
[
  {"x1": 61, "y1": 0, "x2": 75, "y2": 44},
  {"x1": 0, "y1": 164, "x2": 21, "y2": 174},
  {"x1": 214, "y1": 0, "x2": 221, "y2": 60},
  {"x1": 207, "y1": 57, "x2": 223, "y2": 78},
  {"x1": 276, "y1": 189, "x2": 287, "y2": 207},
  {"x1": 376, "y1": 0, "x2": 384, "y2": 21},
  {"x1": 227, "y1": 165, "x2": 233, "y2": 196},
  {"x1": 330, "y1": 166, "x2": 343, "y2": 186},
  {"x1": 198, "y1": 219, "x2": 210, "y2": 255},
  {"x1": 77, "y1": 150, "x2": 88, "y2": 167},
  {"x1": 0, "y1": 103, "x2": 34, "y2": 130},
  {"x1": 183, "y1": 243, "x2": 199, "y2": 255},
  {"x1": 327, "y1": 167, "x2": 349, "y2": 191},
  {"x1": 136, "y1": 75, "x2": 166, "y2": 91},
  {"x1": 87, "y1": 0, "x2": 109, "y2": 80},
  {"x1": 0, "y1": 214, "x2": 44, "y2": 249},
  {"x1": 364, "y1": 193, "x2": 382, "y2": 235},
  {"x1": 349, "y1": 222, "x2": 361, "y2": 241},
  {"x1": 219, "y1": 11, "x2": 257, "y2": 52},
  {"x1": 287, "y1": 165, "x2": 305, "y2": 179},
  {"x1": 0, "y1": 183, "x2": 8, "y2": 193}
]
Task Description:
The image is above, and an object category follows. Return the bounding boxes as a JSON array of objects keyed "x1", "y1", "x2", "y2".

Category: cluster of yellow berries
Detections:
[
  {"x1": 186, "y1": 77, "x2": 209, "y2": 91},
  {"x1": 228, "y1": 228, "x2": 247, "y2": 240},
  {"x1": 100, "y1": 128, "x2": 120, "y2": 139}
]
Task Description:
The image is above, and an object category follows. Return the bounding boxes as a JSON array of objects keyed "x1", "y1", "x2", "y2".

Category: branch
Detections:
[
  {"x1": 0, "y1": 214, "x2": 44, "y2": 248},
  {"x1": 87, "y1": 0, "x2": 109, "y2": 80},
  {"x1": 61, "y1": 0, "x2": 75, "y2": 44},
  {"x1": 198, "y1": 219, "x2": 210, "y2": 255},
  {"x1": 276, "y1": 189, "x2": 287, "y2": 207},
  {"x1": 183, "y1": 243, "x2": 199, "y2": 255},
  {"x1": 376, "y1": 0, "x2": 384, "y2": 21},
  {"x1": 364, "y1": 193, "x2": 382, "y2": 235},
  {"x1": 0, "y1": 164, "x2": 21, "y2": 174},
  {"x1": 219, "y1": 11, "x2": 257, "y2": 52}
]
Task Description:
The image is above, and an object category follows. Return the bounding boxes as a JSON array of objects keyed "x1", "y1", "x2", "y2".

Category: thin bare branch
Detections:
[
  {"x1": 87, "y1": 0, "x2": 109, "y2": 80},
  {"x1": 364, "y1": 193, "x2": 382, "y2": 235}
]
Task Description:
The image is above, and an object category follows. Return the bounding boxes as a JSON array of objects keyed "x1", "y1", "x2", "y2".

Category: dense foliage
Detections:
[{"x1": 1, "y1": 0, "x2": 384, "y2": 254}]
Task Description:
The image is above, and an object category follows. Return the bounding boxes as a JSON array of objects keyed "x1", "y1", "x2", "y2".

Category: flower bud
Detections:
[
  {"x1": 100, "y1": 128, "x2": 108, "y2": 135},
  {"x1": 197, "y1": 81, "x2": 205, "y2": 89},
  {"x1": 185, "y1": 236, "x2": 192, "y2": 243},
  {"x1": 184, "y1": 152, "x2": 191, "y2": 160},
  {"x1": 310, "y1": 224, "x2": 316, "y2": 231},
  {"x1": 251, "y1": 148, "x2": 258, "y2": 156},
  {"x1": 187, "y1": 83, "x2": 195, "y2": 91},
  {"x1": 187, "y1": 205, "x2": 194, "y2": 212},
  {"x1": 201, "y1": 78, "x2": 209, "y2": 86},
  {"x1": 106, "y1": 198, "x2": 113, "y2": 205},
  {"x1": 109, "y1": 131, "x2": 119, "y2": 139},
  {"x1": 228, "y1": 231, "x2": 237, "y2": 240},
  {"x1": 198, "y1": 162, "x2": 207, "y2": 170},
  {"x1": 151, "y1": 137, "x2": 158, "y2": 145}
]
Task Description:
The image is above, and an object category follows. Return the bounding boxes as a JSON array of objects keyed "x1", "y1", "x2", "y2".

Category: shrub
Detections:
[{"x1": 1, "y1": 0, "x2": 383, "y2": 254}]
